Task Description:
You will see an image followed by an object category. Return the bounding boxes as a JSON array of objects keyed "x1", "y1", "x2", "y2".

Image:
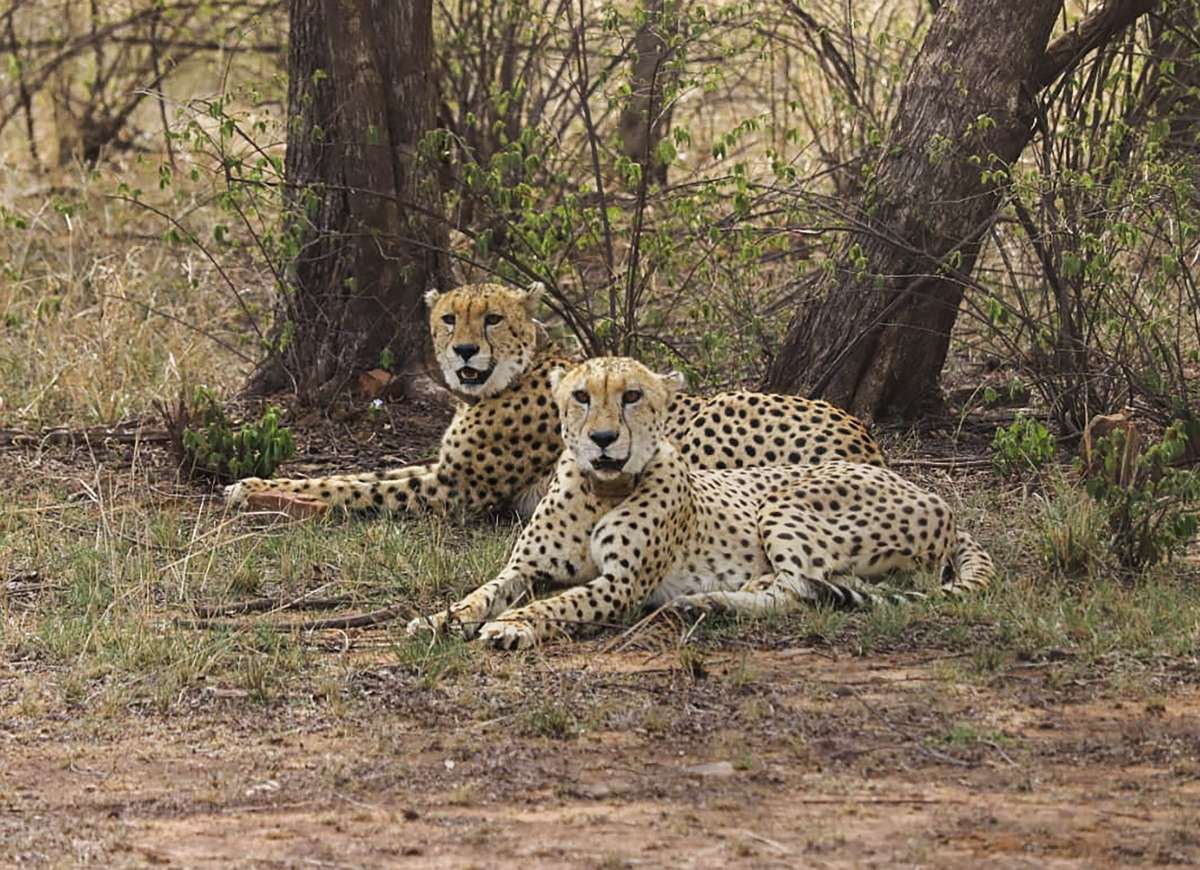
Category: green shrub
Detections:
[
  {"x1": 167, "y1": 386, "x2": 295, "y2": 483},
  {"x1": 992, "y1": 416, "x2": 1056, "y2": 476}
]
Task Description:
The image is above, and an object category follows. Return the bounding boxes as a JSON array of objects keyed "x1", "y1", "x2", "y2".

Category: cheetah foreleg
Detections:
[
  {"x1": 226, "y1": 463, "x2": 438, "y2": 508},
  {"x1": 406, "y1": 567, "x2": 536, "y2": 639},
  {"x1": 477, "y1": 564, "x2": 658, "y2": 650}
]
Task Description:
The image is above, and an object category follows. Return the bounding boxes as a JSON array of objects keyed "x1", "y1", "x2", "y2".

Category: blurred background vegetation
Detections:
[{"x1": 0, "y1": 0, "x2": 1195, "y2": 433}]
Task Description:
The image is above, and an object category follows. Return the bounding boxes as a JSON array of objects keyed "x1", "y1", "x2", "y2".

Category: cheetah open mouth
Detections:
[
  {"x1": 456, "y1": 365, "x2": 495, "y2": 387},
  {"x1": 591, "y1": 456, "x2": 628, "y2": 473}
]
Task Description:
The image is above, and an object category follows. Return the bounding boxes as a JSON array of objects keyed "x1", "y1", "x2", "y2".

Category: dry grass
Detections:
[
  {"x1": 0, "y1": 445, "x2": 522, "y2": 712},
  {"x1": 0, "y1": 157, "x2": 269, "y2": 427}
]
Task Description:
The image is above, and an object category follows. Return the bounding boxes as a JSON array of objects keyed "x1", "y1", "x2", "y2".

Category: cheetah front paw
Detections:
[
  {"x1": 477, "y1": 618, "x2": 540, "y2": 650},
  {"x1": 224, "y1": 477, "x2": 268, "y2": 507},
  {"x1": 406, "y1": 599, "x2": 490, "y2": 639},
  {"x1": 669, "y1": 592, "x2": 731, "y2": 615}
]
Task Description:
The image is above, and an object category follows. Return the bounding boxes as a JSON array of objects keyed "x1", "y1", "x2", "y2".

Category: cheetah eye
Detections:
[
  {"x1": 441, "y1": 314, "x2": 455, "y2": 326},
  {"x1": 572, "y1": 389, "x2": 590, "y2": 405},
  {"x1": 484, "y1": 313, "x2": 503, "y2": 326},
  {"x1": 622, "y1": 389, "x2": 643, "y2": 405}
]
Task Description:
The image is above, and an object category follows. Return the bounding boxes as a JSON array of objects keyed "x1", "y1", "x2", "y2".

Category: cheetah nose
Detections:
[
  {"x1": 453, "y1": 343, "x2": 480, "y2": 361},
  {"x1": 589, "y1": 430, "x2": 619, "y2": 449}
]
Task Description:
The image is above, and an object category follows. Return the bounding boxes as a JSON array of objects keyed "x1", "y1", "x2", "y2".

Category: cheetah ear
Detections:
[
  {"x1": 661, "y1": 369, "x2": 687, "y2": 394},
  {"x1": 548, "y1": 366, "x2": 568, "y2": 393},
  {"x1": 423, "y1": 288, "x2": 441, "y2": 308},
  {"x1": 522, "y1": 281, "x2": 546, "y2": 314}
]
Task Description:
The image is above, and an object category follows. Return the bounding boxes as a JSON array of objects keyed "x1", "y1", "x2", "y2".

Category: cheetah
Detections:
[
  {"x1": 226, "y1": 282, "x2": 884, "y2": 517},
  {"x1": 407, "y1": 357, "x2": 995, "y2": 650}
]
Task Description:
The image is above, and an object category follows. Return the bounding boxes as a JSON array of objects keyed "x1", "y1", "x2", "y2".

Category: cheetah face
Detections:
[
  {"x1": 425, "y1": 282, "x2": 544, "y2": 399},
  {"x1": 552, "y1": 357, "x2": 685, "y2": 483}
]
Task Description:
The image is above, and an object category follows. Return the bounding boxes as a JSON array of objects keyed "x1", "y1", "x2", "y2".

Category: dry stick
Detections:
[
  {"x1": 737, "y1": 831, "x2": 789, "y2": 855},
  {"x1": 190, "y1": 595, "x2": 352, "y2": 618},
  {"x1": 601, "y1": 603, "x2": 680, "y2": 654},
  {"x1": 0, "y1": 424, "x2": 170, "y2": 448},
  {"x1": 680, "y1": 611, "x2": 708, "y2": 646},
  {"x1": 147, "y1": 14, "x2": 175, "y2": 169},
  {"x1": 183, "y1": 581, "x2": 340, "y2": 622},
  {"x1": 176, "y1": 604, "x2": 410, "y2": 632},
  {"x1": 284, "y1": 605, "x2": 412, "y2": 631},
  {"x1": 888, "y1": 456, "x2": 992, "y2": 469},
  {"x1": 0, "y1": 35, "x2": 282, "y2": 52},
  {"x1": 789, "y1": 797, "x2": 962, "y2": 805},
  {"x1": 568, "y1": 0, "x2": 618, "y2": 334},
  {"x1": 4, "y1": 6, "x2": 38, "y2": 165}
]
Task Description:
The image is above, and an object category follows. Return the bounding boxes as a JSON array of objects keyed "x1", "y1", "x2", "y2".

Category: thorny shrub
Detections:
[{"x1": 1083, "y1": 421, "x2": 1200, "y2": 574}]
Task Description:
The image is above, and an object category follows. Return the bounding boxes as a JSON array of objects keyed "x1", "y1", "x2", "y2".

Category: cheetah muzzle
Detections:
[{"x1": 455, "y1": 364, "x2": 495, "y2": 387}]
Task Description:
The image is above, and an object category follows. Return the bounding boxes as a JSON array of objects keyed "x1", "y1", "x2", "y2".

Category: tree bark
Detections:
[
  {"x1": 248, "y1": 0, "x2": 447, "y2": 402},
  {"x1": 618, "y1": 0, "x2": 675, "y2": 186},
  {"x1": 764, "y1": 0, "x2": 1157, "y2": 420}
]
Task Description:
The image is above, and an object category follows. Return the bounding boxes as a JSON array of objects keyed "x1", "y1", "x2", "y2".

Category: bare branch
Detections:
[{"x1": 1032, "y1": 0, "x2": 1158, "y2": 92}]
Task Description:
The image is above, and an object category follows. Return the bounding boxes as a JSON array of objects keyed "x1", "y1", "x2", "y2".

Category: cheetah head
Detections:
[
  {"x1": 551, "y1": 357, "x2": 685, "y2": 490},
  {"x1": 425, "y1": 282, "x2": 545, "y2": 399}
]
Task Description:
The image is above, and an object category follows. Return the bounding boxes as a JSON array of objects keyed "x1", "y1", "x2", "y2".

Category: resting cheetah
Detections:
[
  {"x1": 226, "y1": 282, "x2": 883, "y2": 516},
  {"x1": 408, "y1": 357, "x2": 995, "y2": 649}
]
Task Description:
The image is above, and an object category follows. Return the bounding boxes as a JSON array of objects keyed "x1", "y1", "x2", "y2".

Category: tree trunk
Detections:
[
  {"x1": 765, "y1": 0, "x2": 1156, "y2": 420},
  {"x1": 248, "y1": 0, "x2": 447, "y2": 402},
  {"x1": 618, "y1": 0, "x2": 675, "y2": 187}
]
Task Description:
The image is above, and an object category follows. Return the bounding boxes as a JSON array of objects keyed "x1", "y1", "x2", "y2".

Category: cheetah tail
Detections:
[{"x1": 941, "y1": 530, "x2": 995, "y2": 596}]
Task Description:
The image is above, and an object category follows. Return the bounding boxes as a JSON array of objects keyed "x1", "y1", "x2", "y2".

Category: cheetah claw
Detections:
[
  {"x1": 405, "y1": 611, "x2": 450, "y2": 638},
  {"x1": 478, "y1": 618, "x2": 539, "y2": 650},
  {"x1": 668, "y1": 593, "x2": 731, "y2": 616},
  {"x1": 406, "y1": 602, "x2": 489, "y2": 640}
]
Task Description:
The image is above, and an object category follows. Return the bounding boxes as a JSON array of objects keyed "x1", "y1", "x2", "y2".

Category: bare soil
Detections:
[{"x1": 4, "y1": 645, "x2": 1199, "y2": 868}]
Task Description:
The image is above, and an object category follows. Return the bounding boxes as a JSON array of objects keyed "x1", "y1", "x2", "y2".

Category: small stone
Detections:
[
  {"x1": 245, "y1": 490, "x2": 329, "y2": 520},
  {"x1": 357, "y1": 368, "x2": 394, "y2": 399},
  {"x1": 683, "y1": 761, "x2": 736, "y2": 778}
]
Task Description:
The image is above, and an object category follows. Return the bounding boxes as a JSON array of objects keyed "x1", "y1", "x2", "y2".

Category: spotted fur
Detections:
[
  {"x1": 408, "y1": 357, "x2": 995, "y2": 650},
  {"x1": 226, "y1": 282, "x2": 884, "y2": 517}
]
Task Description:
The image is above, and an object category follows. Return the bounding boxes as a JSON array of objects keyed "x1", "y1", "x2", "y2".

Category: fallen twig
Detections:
[
  {"x1": 600, "y1": 603, "x2": 678, "y2": 653},
  {"x1": 191, "y1": 595, "x2": 352, "y2": 618},
  {"x1": 0, "y1": 423, "x2": 169, "y2": 449},
  {"x1": 285, "y1": 604, "x2": 412, "y2": 631},
  {"x1": 175, "y1": 603, "x2": 410, "y2": 631},
  {"x1": 889, "y1": 456, "x2": 992, "y2": 470}
]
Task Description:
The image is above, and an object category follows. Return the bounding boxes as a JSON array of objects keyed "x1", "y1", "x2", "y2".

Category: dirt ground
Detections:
[{"x1": 4, "y1": 643, "x2": 1199, "y2": 868}]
